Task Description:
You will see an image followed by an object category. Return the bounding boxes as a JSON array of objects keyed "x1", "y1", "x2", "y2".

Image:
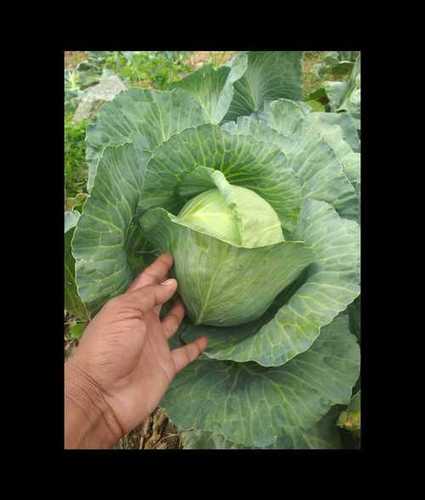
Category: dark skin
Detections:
[{"x1": 65, "y1": 254, "x2": 208, "y2": 449}]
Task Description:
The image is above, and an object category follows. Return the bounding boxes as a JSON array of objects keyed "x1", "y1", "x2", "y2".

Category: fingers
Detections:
[
  {"x1": 124, "y1": 279, "x2": 178, "y2": 314},
  {"x1": 171, "y1": 336, "x2": 208, "y2": 374},
  {"x1": 161, "y1": 301, "x2": 185, "y2": 339},
  {"x1": 127, "y1": 253, "x2": 173, "y2": 292}
]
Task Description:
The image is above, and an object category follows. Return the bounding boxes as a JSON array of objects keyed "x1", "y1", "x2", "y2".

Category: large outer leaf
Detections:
[
  {"x1": 258, "y1": 99, "x2": 359, "y2": 221},
  {"x1": 221, "y1": 114, "x2": 295, "y2": 153},
  {"x1": 72, "y1": 143, "x2": 146, "y2": 314},
  {"x1": 181, "y1": 406, "x2": 344, "y2": 449},
  {"x1": 172, "y1": 57, "x2": 247, "y2": 124},
  {"x1": 306, "y1": 112, "x2": 360, "y2": 191},
  {"x1": 181, "y1": 429, "x2": 243, "y2": 449},
  {"x1": 308, "y1": 111, "x2": 360, "y2": 153},
  {"x1": 65, "y1": 211, "x2": 89, "y2": 320},
  {"x1": 140, "y1": 124, "x2": 303, "y2": 232},
  {"x1": 269, "y1": 405, "x2": 344, "y2": 449},
  {"x1": 323, "y1": 81, "x2": 348, "y2": 110},
  {"x1": 224, "y1": 100, "x2": 359, "y2": 221},
  {"x1": 162, "y1": 314, "x2": 360, "y2": 448},
  {"x1": 338, "y1": 56, "x2": 361, "y2": 121},
  {"x1": 224, "y1": 51, "x2": 303, "y2": 122},
  {"x1": 85, "y1": 88, "x2": 209, "y2": 191},
  {"x1": 322, "y1": 55, "x2": 361, "y2": 130},
  {"x1": 179, "y1": 199, "x2": 360, "y2": 366},
  {"x1": 140, "y1": 207, "x2": 313, "y2": 327}
]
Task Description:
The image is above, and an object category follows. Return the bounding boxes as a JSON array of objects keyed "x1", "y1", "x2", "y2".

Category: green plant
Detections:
[
  {"x1": 65, "y1": 70, "x2": 83, "y2": 115},
  {"x1": 338, "y1": 390, "x2": 360, "y2": 444},
  {"x1": 325, "y1": 55, "x2": 361, "y2": 128},
  {"x1": 70, "y1": 51, "x2": 361, "y2": 449},
  {"x1": 102, "y1": 51, "x2": 193, "y2": 89},
  {"x1": 65, "y1": 210, "x2": 89, "y2": 321},
  {"x1": 74, "y1": 51, "x2": 112, "y2": 89},
  {"x1": 306, "y1": 54, "x2": 361, "y2": 131},
  {"x1": 313, "y1": 51, "x2": 359, "y2": 79},
  {"x1": 64, "y1": 115, "x2": 88, "y2": 198}
]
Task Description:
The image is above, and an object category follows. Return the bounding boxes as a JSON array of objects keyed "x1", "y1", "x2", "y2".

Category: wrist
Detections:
[{"x1": 65, "y1": 360, "x2": 124, "y2": 449}]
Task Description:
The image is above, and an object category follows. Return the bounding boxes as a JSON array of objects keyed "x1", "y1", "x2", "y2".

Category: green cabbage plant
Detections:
[
  {"x1": 71, "y1": 51, "x2": 361, "y2": 449},
  {"x1": 313, "y1": 51, "x2": 359, "y2": 79},
  {"x1": 307, "y1": 54, "x2": 361, "y2": 132}
]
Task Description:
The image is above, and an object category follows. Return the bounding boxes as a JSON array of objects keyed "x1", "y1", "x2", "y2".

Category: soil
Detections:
[{"x1": 115, "y1": 407, "x2": 182, "y2": 449}]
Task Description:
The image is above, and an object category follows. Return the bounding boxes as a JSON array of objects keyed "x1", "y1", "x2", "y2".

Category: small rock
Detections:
[{"x1": 72, "y1": 72, "x2": 127, "y2": 124}]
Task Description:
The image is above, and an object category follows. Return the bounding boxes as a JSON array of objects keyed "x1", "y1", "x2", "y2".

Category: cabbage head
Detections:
[{"x1": 71, "y1": 51, "x2": 361, "y2": 449}]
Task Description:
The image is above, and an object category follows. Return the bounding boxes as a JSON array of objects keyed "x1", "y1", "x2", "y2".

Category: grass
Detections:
[
  {"x1": 64, "y1": 114, "x2": 88, "y2": 198},
  {"x1": 101, "y1": 51, "x2": 194, "y2": 90}
]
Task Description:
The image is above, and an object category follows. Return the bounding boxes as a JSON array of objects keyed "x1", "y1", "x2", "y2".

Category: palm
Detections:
[
  {"x1": 74, "y1": 254, "x2": 207, "y2": 435},
  {"x1": 121, "y1": 311, "x2": 179, "y2": 428}
]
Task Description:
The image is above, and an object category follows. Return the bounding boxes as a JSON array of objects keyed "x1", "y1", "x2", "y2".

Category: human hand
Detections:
[{"x1": 65, "y1": 254, "x2": 208, "y2": 448}]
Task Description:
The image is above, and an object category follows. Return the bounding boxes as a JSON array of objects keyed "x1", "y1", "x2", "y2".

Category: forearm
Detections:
[{"x1": 65, "y1": 360, "x2": 123, "y2": 449}]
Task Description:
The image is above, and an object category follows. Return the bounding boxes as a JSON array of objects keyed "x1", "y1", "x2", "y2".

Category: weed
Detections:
[
  {"x1": 102, "y1": 51, "x2": 194, "y2": 90},
  {"x1": 64, "y1": 114, "x2": 88, "y2": 198}
]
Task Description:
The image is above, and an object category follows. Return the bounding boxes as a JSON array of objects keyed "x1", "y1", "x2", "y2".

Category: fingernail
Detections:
[{"x1": 161, "y1": 278, "x2": 177, "y2": 287}]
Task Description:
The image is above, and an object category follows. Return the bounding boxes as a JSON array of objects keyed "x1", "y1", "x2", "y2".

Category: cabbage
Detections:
[{"x1": 70, "y1": 51, "x2": 361, "y2": 448}]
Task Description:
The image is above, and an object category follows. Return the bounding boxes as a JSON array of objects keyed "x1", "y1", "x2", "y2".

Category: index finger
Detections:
[{"x1": 127, "y1": 253, "x2": 174, "y2": 292}]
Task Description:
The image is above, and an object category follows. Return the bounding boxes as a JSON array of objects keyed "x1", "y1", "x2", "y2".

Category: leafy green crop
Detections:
[
  {"x1": 313, "y1": 51, "x2": 359, "y2": 79},
  {"x1": 307, "y1": 54, "x2": 361, "y2": 131},
  {"x1": 68, "y1": 51, "x2": 361, "y2": 449}
]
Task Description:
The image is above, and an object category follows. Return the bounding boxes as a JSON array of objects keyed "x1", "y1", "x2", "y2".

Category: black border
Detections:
[{"x1": 59, "y1": 46, "x2": 374, "y2": 466}]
